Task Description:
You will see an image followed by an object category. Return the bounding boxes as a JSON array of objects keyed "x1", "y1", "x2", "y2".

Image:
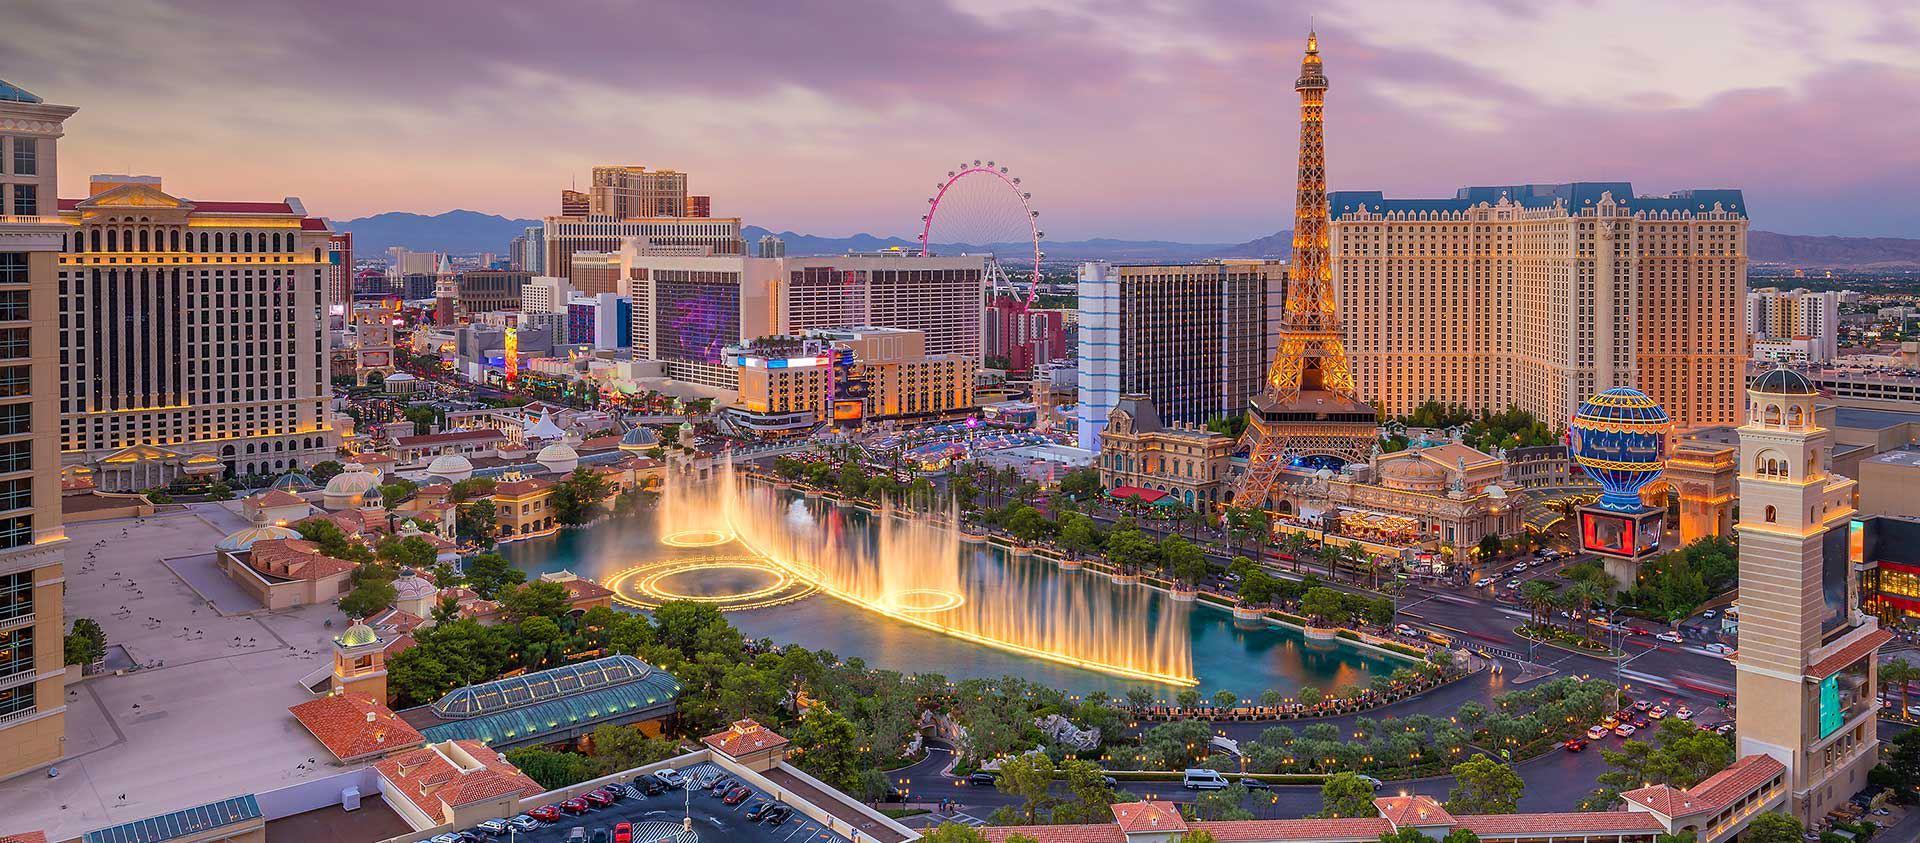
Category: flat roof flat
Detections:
[
  {"x1": 81, "y1": 795, "x2": 260, "y2": 843},
  {"x1": 1833, "y1": 407, "x2": 1920, "y2": 430}
]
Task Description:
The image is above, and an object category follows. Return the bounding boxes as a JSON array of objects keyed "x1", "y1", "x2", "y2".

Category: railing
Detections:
[
  {"x1": 0, "y1": 664, "x2": 35, "y2": 691},
  {"x1": 0, "y1": 610, "x2": 31, "y2": 631}
]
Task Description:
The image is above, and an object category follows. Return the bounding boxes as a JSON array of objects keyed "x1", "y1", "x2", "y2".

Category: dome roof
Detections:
[
  {"x1": 392, "y1": 570, "x2": 437, "y2": 601},
  {"x1": 1751, "y1": 368, "x2": 1816, "y2": 395},
  {"x1": 215, "y1": 524, "x2": 300, "y2": 553},
  {"x1": 537, "y1": 442, "x2": 579, "y2": 462},
  {"x1": 619, "y1": 426, "x2": 659, "y2": 449},
  {"x1": 383, "y1": 372, "x2": 417, "y2": 382},
  {"x1": 426, "y1": 452, "x2": 474, "y2": 476},
  {"x1": 324, "y1": 470, "x2": 379, "y2": 496},
  {"x1": 337, "y1": 622, "x2": 379, "y2": 648},
  {"x1": 271, "y1": 471, "x2": 318, "y2": 492},
  {"x1": 1378, "y1": 456, "x2": 1448, "y2": 491}
]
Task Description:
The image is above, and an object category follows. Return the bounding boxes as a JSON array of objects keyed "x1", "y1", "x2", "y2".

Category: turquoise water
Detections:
[{"x1": 497, "y1": 494, "x2": 1404, "y2": 699}]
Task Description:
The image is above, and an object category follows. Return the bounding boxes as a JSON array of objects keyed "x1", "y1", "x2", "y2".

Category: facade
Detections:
[
  {"x1": 1332, "y1": 182, "x2": 1748, "y2": 431},
  {"x1": 1856, "y1": 447, "x2": 1920, "y2": 519},
  {"x1": 324, "y1": 231, "x2": 351, "y2": 322},
  {"x1": 53, "y1": 174, "x2": 336, "y2": 487},
  {"x1": 453, "y1": 270, "x2": 528, "y2": 314},
  {"x1": 1073, "y1": 259, "x2": 1283, "y2": 450},
  {"x1": 817, "y1": 326, "x2": 978, "y2": 422},
  {"x1": 588, "y1": 165, "x2": 687, "y2": 218},
  {"x1": 756, "y1": 233, "x2": 785, "y2": 258},
  {"x1": 688, "y1": 195, "x2": 710, "y2": 218},
  {"x1": 1858, "y1": 516, "x2": 1920, "y2": 625},
  {"x1": 0, "y1": 79, "x2": 74, "y2": 782},
  {"x1": 1665, "y1": 438, "x2": 1737, "y2": 542},
  {"x1": 519, "y1": 275, "x2": 567, "y2": 315},
  {"x1": 1733, "y1": 368, "x2": 1886, "y2": 822},
  {"x1": 985, "y1": 296, "x2": 1066, "y2": 373},
  {"x1": 492, "y1": 474, "x2": 557, "y2": 539},
  {"x1": 1275, "y1": 442, "x2": 1523, "y2": 553},
  {"x1": 567, "y1": 249, "x2": 628, "y2": 294},
  {"x1": 1749, "y1": 287, "x2": 1839, "y2": 363},
  {"x1": 724, "y1": 336, "x2": 838, "y2": 435},
  {"x1": 558, "y1": 189, "x2": 588, "y2": 218},
  {"x1": 1096, "y1": 394, "x2": 1235, "y2": 510},
  {"x1": 541, "y1": 214, "x2": 743, "y2": 280}
]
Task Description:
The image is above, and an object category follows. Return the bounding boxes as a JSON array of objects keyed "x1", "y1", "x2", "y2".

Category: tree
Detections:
[
  {"x1": 1520, "y1": 580, "x2": 1558, "y2": 627},
  {"x1": 1445, "y1": 755, "x2": 1523, "y2": 814},
  {"x1": 64, "y1": 617, "x2": 107, "y2": 666},
  {"x1": 293, "y1": 517, "x2": 372, "y2": 562},
  {"x1": 791, "y1": 706, "x2": 866, "y2": 795},
  {"x1": 1058, "y1": 467, "x2": 1103, "y2": 501},
  {"x1": 463, "y1": 552, "x2": 526, "y2": 599},
  {"x1": 1059, "y1": 514, "x2": 1099, "y2": 556},
  {"x1": 1319, "y1": 771, "x2": 1378, "y2": 818},
  {"x1": 1874, "y1": 727, "x2": 1920, "y2": 803},
  {"x1": 1191, "y1": 783, "x2": 1253, "y2": 821},
  {"x1": 1054, "y1": 759, "x2": 1121, "y2": 823},
  {"x1": 1884, "y1": 658, "x2": 1920, "y2": 718},
  {"x1": 505, "y1": 747, "x2": 597, "y2": 790},
  {"x1": 1161, "y1": 536, "x2": 1209, "y2": 586},
  {"x1": 455, "y1": 499, "x2": 498, "y2": 548},
  {"x1": 585, "y1": 724, "x2": 679, "y2": 776},
  {"x1": 1379, "y1": 831, "x2": 1432, "y2": 843},
  {"x1": 309, "y1": 460, "x2": 345, "y2": 482},
  {"x1": 552, "y1": 468, "x2": 615, "y2": 526},
  {"x1": 1587, "y1": 718, "x2": 1733, "y2": 810},
  {"x1": 994, "y1": 752, "x2": 1058, "y2": 823},
  {"x1": 1741, "y1": 812, "x2": 1803, "y2": 843},
  {"x1": 918, "y1": 827, "x2": 990, "y2": 843},
  {"x1": 1301, "y1": 587, "x2": 1346, "y2": 625},
  {"x1": 339, "y1": 579, "x2": 397, "y2": 618},
  {"x1": 1005, "y1": 506, "x2": 1051, "y2": 544},
  {"x1": 1105, "y1": 528, "x2": 1158, "y2": 574},
  {"x1": 1173, "y1": 833, "x2": 1220, "y2": 843},
  {"x1": 375, "y1": 535, "x2": 438, "y2": 571},
  {"x1": 1476, "y1": 533, "x2": 1502, "y2": 562},
  {"x1": 1442, "y1": 831, "x2": 1483, "y2": 843}
]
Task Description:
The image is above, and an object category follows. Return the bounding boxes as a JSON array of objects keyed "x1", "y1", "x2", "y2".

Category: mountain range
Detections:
[{"x1": 334, "y1": 210, "x2": 1920, "y2": 269}]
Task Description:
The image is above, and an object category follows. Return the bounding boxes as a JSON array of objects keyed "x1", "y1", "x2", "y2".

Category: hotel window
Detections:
[
  {"x1": 9, "y1": 185, "x2": 33, "y2": 217},
  {"x1": 9, "y1": 138, "x2": 33, "y2": 176},
  {"x1": 0, "y1": 515, "x2": 29, "y2": 550},
  {"x1": 0, "y1": 683, "x2": 33, "y2": 719},
  {"x1": 0, "y1": 571, "x2": 28, "y2": 621}
]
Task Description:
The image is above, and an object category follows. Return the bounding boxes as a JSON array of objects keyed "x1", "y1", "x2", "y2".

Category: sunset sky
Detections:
[{"x1": 6, "y1": 0, "x2": 1918, "y2": 241}]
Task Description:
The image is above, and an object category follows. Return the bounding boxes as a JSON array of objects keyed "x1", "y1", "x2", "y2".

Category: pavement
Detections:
[
  {"x1": 0, "y1": 510, "x2": 350, "y2": 842},
  {"x1": 505, "y1": 761, "x2": 852, "y2": 843}
]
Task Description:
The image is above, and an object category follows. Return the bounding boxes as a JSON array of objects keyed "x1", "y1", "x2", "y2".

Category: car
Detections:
[
  {"x1": 1648, "y1": 707, "x2": 1667, "y2": 720},
  {"x1": 1675, "y1": 706, "x2": 1693, "y2": 720},
  {"x1": 528, "y1": 806, "x2": 563, "y2": 823},
  {"x1": 590, "y1": 831, "x2": 609, "y2": 843},
  {"x1": 968, "y1": 772, "x2": 997, "y2": 786},
  {"x1": 761, "y1": 806, "x2": 793, "y2": 825},
  {"x1": 1701, "y1": 610, "x2": 1717, "y2": 619},
  {"x1": 1512, "y1": 562, "x2": 1529, "y2": 572},
  {"x1": 1631, "y1": 717, "x2": 1649, "y2": 730},
  {"x1": 1587, "y1": 725, "x2": 1610, "y2": 741},
  {"x1": 1242, "y1": 778, "x2": 1273, "y2": 791},
  {"x1": 582, "y1": 790, "x2": 613, "y2": 808},
  {"x1": 1656, "y1": 631, "x2": 1683, "y2": 643},
  {"x1": 476, "y1": 820, "x2": 510, "y2": 835},
  {"x1": 1394, "y1": 624, "x2": 1417, "y2": 637},
  {"x1": 708, "y1": 776, "x2": 737, "y2": 795},
  {"x1": 429, "y1": 835, "x2": 462, "y2": 843},
  {"x1": 653, "y1": 768, "x2": 686, "y2": 788},
  {"x1": 1183, "y1": 768, "x2": 1230, "y2": 790},
  {"x1": 1614, "y1": 724, "x2": 1637, "y2": 737},
  {"x1": 565, "y1": 829, "x2": 585, "y2": 843},
  {"x1": 638, "y1": 778, "x2": 667, "y2": 796},
  {"x1": 1601, "y1": 715, "x2": 1620, "y2": 729},
  {"x1": 745, "y1": 802, "x2": 775, "y2": 821},
  {"x1": 613, "y1": 823, "x2": 632, "y2": 843},
  {"x1": 1632, "y1": 699, "x2": 1651, "y2": 711},
  {"x1": 1474, "y1": 577, "x2": 1495, "y2": 588},
  {"x1": 724, "y1": 786, "x2": 752, "y2": 805},
  {"x1": 1504, "y1": 579, "x2": 1522, "y2": 589},
  {"x1": 508, "y1": 816, "x2": 542, "y2": 833},
  {"x1": 560, "y1": 797, "x2": 591, "y2": 815},
  {"x1": 1705, "y1": 643, "x2": 1734, "y2": 655},
  {"x1": 1358, "y1": 775, "x2": 1383, "y2": 790},
  {"x1": 1563, "y1": 739, "x2": 1587, "y2": 752}
]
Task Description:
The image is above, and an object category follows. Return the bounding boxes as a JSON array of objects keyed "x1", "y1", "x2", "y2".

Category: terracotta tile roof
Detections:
[
  {"x1": 494, "y1": 478, "x2": 553, "y2": 497},
  {"x1": 368, "y1": 607, "x2": 427, "y2": 637},
  {"x1": 701, "y1": 719, "x2": 789, "y2": 758},
  {"x1": 1111, "y1": 800, "x2": 1186, "y2": 834},
  {"x1": 289, "y1": 693, "x2": 423, "y2": 762},
  {"x1": 245, "y1": 489, "x2": 307, "y2": 509},
  {"x1": 416, "y1": 483, "x2": 451, "y2": 498},
  {"x1": 373, "y1": 740, "x2": 539, "y2": 820},
  {"x1": 349, "y1": 452, "x2": 397, "y2": 464},
  {"x1": 1808, "y1": 628, "x2": 1894, "y2": 679},
  {"x1": 244, "y1": 539, "x2": 358, "y2": 582},
  {"x1": 0, "y1": 832, "x2": 49, "y2": 843},
  {"x1": 558, "y1": 577, "x2": 613, "y2": 602},
  {"x1": 1193, "y1": 818, "x2": 1394, "y2": 841},
  {"x1": 979, "y1": 826, "x2": 1122, "y2": 843},
  {"x1": 299, "y1": 217, "x2": 329, "y2": 231},
  {"x1": 1457, "y1": 811, "x2": 1665, "y2": 835},
  {"x1": 581, "y1": 435, "x2": 623, "y2": 451},
  {"x1": 1623, "y1": 754, "x2": 1784, "y2": 818},
  {"x1": 1374, "y1": 795, "x2": 1454, "y2": 828}
]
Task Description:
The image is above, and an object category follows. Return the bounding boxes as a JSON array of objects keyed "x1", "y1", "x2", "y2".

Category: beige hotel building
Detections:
[
  {"x1": 1331, "y1": 183, "x2": 1747, "y2": 431},
  {"x1": 0, "y1": 79, "x2": 73, "y2": 780},
  {"x1": 52, "y1": 173, "x2": 337, "y2": 489}
]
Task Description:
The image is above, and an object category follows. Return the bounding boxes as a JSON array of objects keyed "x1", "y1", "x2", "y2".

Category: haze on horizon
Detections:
[{"x1": 5, "y1": 0, "x2": 1918, "y2": 242}]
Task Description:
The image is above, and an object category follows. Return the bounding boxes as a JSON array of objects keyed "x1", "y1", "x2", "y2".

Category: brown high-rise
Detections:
[{"x1": 1235, "y1": 33, "x2": 1376, "y2": 507}]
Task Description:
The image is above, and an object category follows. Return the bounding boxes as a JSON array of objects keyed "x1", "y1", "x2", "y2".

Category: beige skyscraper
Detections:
[
  {"x1": 589, "y1": 165, "x2": 688, "y2": 218},
  {"x1": 0, "y1": 79, "x2": 73, "y2": 780},
  {"x1": 1734, "y1": 368, "x2": 1887, "y2": 822},
  {"x1": 1332, "y1": 183, "x2": 1747, "y2": 431},
  {"x1": 55, "y1": 174, "x2": 336, "y2": 489}
]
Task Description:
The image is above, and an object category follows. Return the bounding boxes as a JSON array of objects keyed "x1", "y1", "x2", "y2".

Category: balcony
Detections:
[{"x1": 0, "y1": 610, "x2": 31, "y2": 632}]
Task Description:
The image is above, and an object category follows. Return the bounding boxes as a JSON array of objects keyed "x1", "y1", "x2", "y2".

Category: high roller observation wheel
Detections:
[{"x1": 919, "y1": 160, "x2": 1044, "y2": 296}]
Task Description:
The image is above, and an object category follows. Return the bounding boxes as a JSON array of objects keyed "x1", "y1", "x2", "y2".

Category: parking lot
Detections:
[{"x1": 491, "y1": 762, "x2": 849, "y2": 843}]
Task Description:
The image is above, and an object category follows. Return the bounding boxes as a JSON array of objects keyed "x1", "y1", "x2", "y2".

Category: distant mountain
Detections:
[
  {"x1": 1751, "y1": 231, "x2": 1920, "y2": 269},
  {"x1": 336, "y1": 210, "x2": 539, "y2": 256},
  {"x1": 744, "y1": 225, "x2": 1293, "y2": 263}
]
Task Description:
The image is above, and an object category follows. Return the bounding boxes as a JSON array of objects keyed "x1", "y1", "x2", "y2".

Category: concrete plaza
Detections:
[{"x1": 0, "y1": 507, "x2": 353, "y2": 842}]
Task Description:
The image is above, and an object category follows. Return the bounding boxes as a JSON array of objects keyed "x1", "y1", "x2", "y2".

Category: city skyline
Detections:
[{"x1": 4, "y1": 1, "x2": 1918, "y2": 241}]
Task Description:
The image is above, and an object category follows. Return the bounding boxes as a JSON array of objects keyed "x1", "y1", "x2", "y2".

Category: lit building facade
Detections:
[
  {"x1": 1096, "y1": 394, "x2": 1235, "y2": 510},
  {"x1": 1734, "y1": 368, "x2": 1885, "y2": 822},
  {"x1": 454, "y1": 270, "x2": 529, "y2": 314},
  {"x1": 724, "y1": 336, "x2": 839, "y2": 435},
  {"x1": 324, "y1": 231, "x2": 351, "y2": 322},
  {"x1": 541, "y1": 214, "x2": 743, "y2": 280},
  {"x1": 0, "y1": 79, "x2": 73, "y2": 781},
  {"x1": 1331, "y1": 182, "x2": 1748, "y2": 431},
  {"x1": 1074, "y1": 259, "x2": 1282, "y2": 451},
  {"x1": 1748, "y1": 287, "x2": 1839, "y2": 363},
  {"x1": 54, "y1": 174, "x2": 336, "y2": 486},
  {"x1": 559, "y1": 189, "x2": 588, "y2": 217},
  {"x1": 986, "y1": 296, "x2": 1066, "y2": 373},
  {"x1": 588, "y1": 165, "x2": 687, "y2": 218},
  {"x1": 817, "y1": 327, "x2": 977, "y2": 422}
]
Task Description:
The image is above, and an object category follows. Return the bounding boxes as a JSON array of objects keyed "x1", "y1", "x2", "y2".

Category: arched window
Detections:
[
  {"x1": 1788, "y1": 405, "x2": 1804, "y2": 427},
  {"x1": 1765, "y1": 505, "x2": 1776, "y2": 523},
  {"x1": 1810, "y1": 449, "x2": 1820, "y2": 475},
  {"x1": 244, "y1": 232, "x2": 253, "y2": 252},
  {"x1": 169, "y1": 230, "x2": 180, "y2": 251},
  {"x1": 106, "y1": 229, "x2": 117, "y2": 251},
  {"x1": 200, "y1": 232, "x2": 210, "y2": 252},
  {"x1": 138, "y1": 229, "x2": 149, "y2": 251},
  {"x1": 90, "y1": 229, "x2": 101, "y2": 252},
  {"x1": 213, "y1": 232, "x2": 224, "y2": 252},
  {"x1": 1763, "y1": 404, "x2": 1781, "y2": 426}
]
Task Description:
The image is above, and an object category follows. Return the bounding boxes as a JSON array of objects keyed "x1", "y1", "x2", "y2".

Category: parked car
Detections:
[
  {"x1": 613, "y1": 823, "x2": 632, "y2": 843},
  {"x1": 1242, "y1": 778, "x2": 1272, "y2": 791},
  {"x1": 1587, "y1": 725, "x2": 1610, "y2": 741},
  {"x1": 745, "y1": 802, "x2": 775, "y2": 821},
  {"x1": 1358, "y1": 775, "x2": 1383, "y2": 790},
  {"x1": 1700, "y1": 610, "x2": 1717, "y2": 619},
  {"x1": 590, "y1": 830, "x2": 608, "y2": 843},
  {"x1": 968, "y1": 772, "x2": 997, "y2": 786},
  {"x1": 724, "y1": 786, "x2": 752, "y2": 805},
  {"x1": 565, "y1": 829, "x2": 585, "y2": 843},
  {"x1": 527, "y1": 806, "x2": 563, "y2": 823},
  {"x1": 582, "y1": 790, "x2": 614, "y2": 808},
  {"x1": 1563, "y1": 739, "x2": 1587, "y2": 752},
  {"x1": 1656, "y1": 631, "x2": 1683, "y2": 643},
  {"x1": 560, "y1": 797, "x2": 591, "y2": 815},
  {"x1": 1714, "y1": 722, "x2": 1735, "y2": 735},
  {"x1": 429, "y1": 834, "x2": 462, "y2": 843},
  {"x1": 508, "y1": 816, "x2": 541, "y2": 833},
  {"x1": 761, "y1": 806, "x2": 793, "y2": 825},
  {"x1": 709, "y1": 777, "x2": 737, "y2": 795},
  {"x1": 1183, "y1": 769, "x2": 1230, "y2": 790},
  {"x1": 1632, "y1": 699, "x2": 1651, "y2": 711},
  {"x1": 638, "y1": 778, "x2": 667, "y2": 796},
  {"x1": 475, "y1": 820, "x2": 510, "y2": 835},
  {"x1": 1614, "y1": 724, "x2": 1637, "y2": 738},
  {"x1": 653, "y1": 768, "x2": 686, "y2": 788}
]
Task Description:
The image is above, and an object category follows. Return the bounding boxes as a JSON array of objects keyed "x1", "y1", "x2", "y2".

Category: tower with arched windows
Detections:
[{"x1": 1735, "y1": 367, "x2": 1885, "y2": 822}]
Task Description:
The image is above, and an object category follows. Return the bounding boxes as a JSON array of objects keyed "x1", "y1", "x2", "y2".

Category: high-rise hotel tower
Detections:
[
  {"x1": 0, "y1": 79, "x2": 73, "y2": 780},
  {"x1": 1331, "y1": 183, "x2": 1747, "y2": 430}
]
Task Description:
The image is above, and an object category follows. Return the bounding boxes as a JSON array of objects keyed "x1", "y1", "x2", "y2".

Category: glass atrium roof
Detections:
[
  {"x1": 420, "y1": 669, "x2": 682, "y2": 746},
  {"x1": 432, "y1": 654, "x2": 660, "y2": 719},
  {"x1": 83, "y1": 795, "x2": 261, "y2": 843},
  {"x1": 0, "y1": 80, "x2": 43, "y2": 104}
]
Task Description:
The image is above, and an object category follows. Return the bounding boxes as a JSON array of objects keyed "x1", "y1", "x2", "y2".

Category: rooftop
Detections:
[
  {"x1": 80, "y1": 795, "x2": 261, "y2": 843},
  {"x1": 373, "y1": 740, "x2": 540, "y2": 820},
  {"x1": 0, "y1": 79, "x2": 43, "y2": 103},
  {"x1": 1329, "y1": 182, "x2": 1746, "y2": 218},
  {"x1": 287, "y1": 692, "x2": 424, "y2": 762},
  {"x1": 702, "y1": 718, "x2": 791, "y2": 758},
  {"x1": 399, "y1": 655, "x2": 680, "y2": 748}
]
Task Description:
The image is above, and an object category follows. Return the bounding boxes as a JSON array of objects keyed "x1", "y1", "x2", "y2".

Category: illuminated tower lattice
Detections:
[
  {"x1": 503, "y1": 326, "x2": 519, "y2": 385},
  {"x1": 1236, "y1": 32, "x2": 1377, "y2": 507}
]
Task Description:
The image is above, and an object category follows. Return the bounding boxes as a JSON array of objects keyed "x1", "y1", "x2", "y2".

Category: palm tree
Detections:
[
  {"x1": 1520, "y1": 580, "x2": 1558, "y2": 628},
  {"x1": 1564, "y1": 581, "x2": 1605, "y2": 641},
  {"x1": 1884, "y1": 658, "x2": 1920, "y2": 718}
]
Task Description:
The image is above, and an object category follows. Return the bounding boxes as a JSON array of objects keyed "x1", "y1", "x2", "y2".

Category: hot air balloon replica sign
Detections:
[{"x1": 1568, "y1": 387, "x2": 1672, "y2": 586}]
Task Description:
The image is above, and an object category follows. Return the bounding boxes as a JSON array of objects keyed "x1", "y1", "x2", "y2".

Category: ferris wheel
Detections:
[{"x1": 919, "y1": 160, "x2": 1044, "y2": 302}]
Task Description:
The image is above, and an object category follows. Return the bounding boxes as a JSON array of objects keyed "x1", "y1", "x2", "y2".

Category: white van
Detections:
[{"x1": 1183, "y1": 768, "x2": 1229, "y2": 790}]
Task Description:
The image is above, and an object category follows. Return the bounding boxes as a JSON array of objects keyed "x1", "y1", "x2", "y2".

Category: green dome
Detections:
[{"x1": 337, "y1": 622, "x2": 378, "y2": 648}]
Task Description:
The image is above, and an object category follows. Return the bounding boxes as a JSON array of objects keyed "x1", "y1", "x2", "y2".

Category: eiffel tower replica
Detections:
[{"x1": 1235, "y1": 32, "x2": 1378, "y2": 508}]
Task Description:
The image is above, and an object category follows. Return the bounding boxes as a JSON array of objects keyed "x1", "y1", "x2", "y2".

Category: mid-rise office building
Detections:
[
  {"x1": 54, "y1": 174, "x2": 336, "y2": 487},
  {"x1": 1330, "y1": 183, "x2": 1748, "y2": 431},
  {"x1": 1748, "y1": 287, "x2": 1840, "y2": 363},
  {"x1": 986, "y1": 296, "x2": 1066, "y2": 374},
  {"x1": 454, "y1": 270, "x2": 530, "y2": 314},
  {"x1": 566, "y1": 292, "x2": 630, "y2": 350},
  {"x1": 559, "y1": 189, "x2": 588, "y2": 218},
  {"x1": 1073, "y1": 260, "x2": 1283, "y2": 451},
  {"x1": 0, "y1": 78, "x2": 73, "y2": 781},
  {"x1": 688, "y1": 195, "x2": 710, "y2": 218},
  {"x1": 589, "y1": 165, "x2": 688, "y2": 219},
  {"x1": 816, "y1": 326, "x2": 977, "y2": 421},
  {"x1": 567, "y1": 250, "x2": 629, "y2": 295},
  {"x1": 540, "y1": 215, "x2": 743, "y2": 280},
  {"x1": 723, "y1": 335, "x2": 840, "y2": 435}
]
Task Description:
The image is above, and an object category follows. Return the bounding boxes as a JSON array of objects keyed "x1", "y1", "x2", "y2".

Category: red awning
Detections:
[{"x1": 1109, "y1": 485, "x2": 1171, "y2": 504}]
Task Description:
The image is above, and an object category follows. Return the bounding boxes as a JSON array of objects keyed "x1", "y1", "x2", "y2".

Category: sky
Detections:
[{"x1": 5, "y1": 0, "x2": 1919, "y2": 242}]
